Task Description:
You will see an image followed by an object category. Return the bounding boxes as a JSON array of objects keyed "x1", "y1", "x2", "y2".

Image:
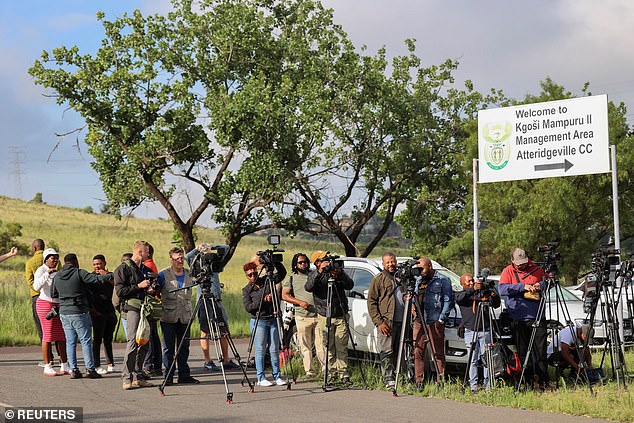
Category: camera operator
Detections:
[
  {"x1": 115, "y1": 240, "x2": 156, "y2": 390},
  {"x1": 413, "y1": 257, "x2": 452, "y2": 385},
  {"x1": 367, "y1": 252, "x2": 404, "y2": 389},
  {"x1": 242, "y1": 257, "x2": 287, "y2": 386},
  {"x1": 141, "y1": 243, "x2": 163, "y2": 379},
  {"x1": 281, "y1": 253, "x2": 323, "y2": 379},
  {"x1": 186, "y1": 243, "x2": 240, "y2": 372},
  {"x1": 455, "y1": 273, "x2": 501, "y2": 392},
  {"x1": 156, "y1": 247, "x2": 199, "y2": 385},
  {"x1": 305, "y1": 251, "x2": 354, "y2": 385},
  {"x1": 547, "y1": 323, "x2": 594, "y2": 379},
  {"x1": 498, "y1": 247, "x2": 549, "y2": 390}
]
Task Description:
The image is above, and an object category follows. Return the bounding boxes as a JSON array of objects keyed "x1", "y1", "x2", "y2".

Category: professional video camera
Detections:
[
  {"x1": 321, "y1": 254, "x2": 344, "y2": 273},
  {"x1": 537, "y1": 241, "x2": 561, "y2": 273},
  {"x1": 474, "y1": 268, "x2": 497, "y2": 301},
  {"x1": 189, "y1": 244, "x2": 229, "y2": 296},
  {"x1": 395, "y1": 258, "x2": 421, "y2": 290},
  {"x1": 256, "y1": 235, "x2": 285, "y2": 270}
]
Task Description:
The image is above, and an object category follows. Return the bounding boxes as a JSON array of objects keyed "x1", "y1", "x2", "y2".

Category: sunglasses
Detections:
[
  {"x1": 297, "y1": 261, "x2": 309, "y2": 264},
  {"x1": 246, "y1": 272, "x2": 257, "y2": 278}
]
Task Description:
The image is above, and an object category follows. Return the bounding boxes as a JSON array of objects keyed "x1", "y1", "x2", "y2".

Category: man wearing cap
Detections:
[
  {"x1": 547, "y1": 324, "x2": 593, "y2": 378},
  {"x1": 305, "y1": 251, "x2": 354, "y2": 384},
  {"x1": 498, "y1": 247, "x2": 549, "y2": 389}
]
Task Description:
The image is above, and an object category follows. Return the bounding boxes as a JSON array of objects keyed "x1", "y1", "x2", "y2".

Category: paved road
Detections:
[{"x1": 0, "y1": 342, "x2": 611, "y2": 423}]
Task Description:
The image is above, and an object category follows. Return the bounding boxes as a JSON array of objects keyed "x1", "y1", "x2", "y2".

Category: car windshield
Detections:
[{"x1": 546, "y1": 287, "x2": 581, "y2": 302}]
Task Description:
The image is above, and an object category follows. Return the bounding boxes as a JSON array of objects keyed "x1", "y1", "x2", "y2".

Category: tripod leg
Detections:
[
  {"x1": 204, "y1": 297, "x2": 234, "y2": 402},
  {"x1": 393, "y1": 294, "x2": 412, "y2": 396},
  {"x1": 268, "y1": 277, "x2": 295, "y2": 388},
  {"x1": 159, "y1": 296, "x2": 201, "y2": 396}
]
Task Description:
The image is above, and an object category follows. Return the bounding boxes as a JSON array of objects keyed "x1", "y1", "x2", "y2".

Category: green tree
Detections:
[
  {"x1": 29, "y1": 0, "x2": 355, "y2": 261},
  {"x1": 291, "y1": 40, "x2": 495, "y2": 257}
]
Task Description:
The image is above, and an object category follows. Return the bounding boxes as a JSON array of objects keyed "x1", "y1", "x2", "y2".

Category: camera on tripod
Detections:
[
  {"x1": 189, "y1": 244, "x2": 229, "y2": 296},
  {"x1": 475, "y1": 268, "x2": 496, "y2": 299},
  {"x1": 256, "y1": 235, "x2": 284, "y2": 269},
  {"x1": 322, "y1": 254, "x2": 344, "y2": 273},
  {"x1": 394, "y1": 258, "x2": 421, "y2": 290}
]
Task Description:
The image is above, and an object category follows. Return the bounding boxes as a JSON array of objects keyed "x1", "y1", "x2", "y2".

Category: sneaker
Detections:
[
  {"x1": 203, "y1": 361, "x2": 220, "y2": 371},
  {"x1": 177, "y1": 376, "x2": 200, "y2": 384},
  {"x1": 256, "y1": 379, "x2": 273, "y2": 387},
  {"x1": 222, "y1": 360, "x2": 241, "y2": 370},
  {"x1": 149, "y1": 368, "x2": 163, "y2": 377},
  {"x1": 385, "y1": 380, "x2": 396, "y2": 389},
  {"x1": 70, "y1": 368, "x2": 83, "y2": 379},
  {"x1": 107, "y1": 365, "x2": 117, "y2": 373},
  {"x1": 43, "y1": 363, "x2": 57, "y2": 377},
  {"x1": 86, "y1": 369, "x2": 103, "y2": 379},
  {"x1": 122, "y1": 381, "x2": 136, "y2": 390},
  {"x1": 274, "y1": 378, "x2": 286, "y2": 386},
  {"x1": 132, "y1": 379, "x2": 154, "y2": 388},
  {"x1": 304, "y1": 371, "x2": 315, "y2": 378},
  {"x1": 96, "y1": 367, "x2": 108, "y2": 375},
  {"x1": 59, "y1": 362, "x2": 72, "y2": 375},
  {"x1": 141, "y1": 369, "x2": 152, "y2": 380},
  {"x1": 37, "y1": 361, "x2": 47, "y2": 368},
  {"x1": 341, "y1": 376, "x2": 351, "y2": 386}
]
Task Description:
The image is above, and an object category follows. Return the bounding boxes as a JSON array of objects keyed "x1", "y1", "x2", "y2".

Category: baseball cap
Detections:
[
  {"x1": 310, "y1": 250, "x2": 330, "y2": 264},
  {"x1": 512, "y1": 248, "x2": 529, "y2": 266}
]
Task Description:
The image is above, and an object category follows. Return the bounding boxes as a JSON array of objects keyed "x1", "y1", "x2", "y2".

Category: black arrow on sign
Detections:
[{"x1": 534, "y1": 159, "x2": 574, "y2": 172}]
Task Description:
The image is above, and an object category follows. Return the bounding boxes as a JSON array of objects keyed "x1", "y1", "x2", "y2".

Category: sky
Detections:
[{"x1": 1, "y1": 0, "x2": 633, "y2": 222}]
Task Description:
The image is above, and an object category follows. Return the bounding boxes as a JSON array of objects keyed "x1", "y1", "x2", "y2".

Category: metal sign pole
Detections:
[
  {"x1": 473, "y1": 158, "x2": 479, "y2": 276},
  {"x1": 610, "y1": 145, "x2": 624, "y2": 341}
]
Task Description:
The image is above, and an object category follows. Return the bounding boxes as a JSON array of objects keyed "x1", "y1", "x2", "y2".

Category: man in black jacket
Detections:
[
  {"x1": 115, "y1": 240, "x2": 155, "y2": 390},
  {"x1": 305, "y1": 251, "x2": 354, "y2": 384},
  {"x1": 454, "y1": 273, "x2": 501, "y2": 392},
  {"x1": 53, "y1": 253, "x2": 113, "y2": 379}
]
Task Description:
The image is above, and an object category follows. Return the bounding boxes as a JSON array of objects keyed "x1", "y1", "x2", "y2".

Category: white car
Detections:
[{"x1": 341, "y1": 257, "x2": 468, "y2": 367}]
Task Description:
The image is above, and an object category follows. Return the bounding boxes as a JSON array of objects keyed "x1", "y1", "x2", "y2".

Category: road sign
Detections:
[{"x1": 478, "y1": 95, "x2": 609, "y2": 183}]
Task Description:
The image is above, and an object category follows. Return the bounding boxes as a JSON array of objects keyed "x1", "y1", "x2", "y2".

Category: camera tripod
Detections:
[
  {"x1": 158, "y1": 284, "x2": 254, "y2": 404},
  {"x1": 392, "y1": 285, "x2": 440, "y2": 396},
  {"x1": 461, "y1": 292, "x2": 503, "y2": 391},
  {"x1": 584, "y1": 263, "x2": 631, "y2": 390},
  {"x1": 516, "y1": 268, "x2": 592, "y2": 392},
  {"x1": 322, "y1": 276, "x2": 367, "y2": 392},
  {"x1": 243, "y1": 266, "x2": 295, "y2": 389}
]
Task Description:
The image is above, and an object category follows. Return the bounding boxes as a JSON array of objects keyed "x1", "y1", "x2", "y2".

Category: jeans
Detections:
[
  {"x1": 161, "y1": 321, "x2": 191, "y2": 380},
  {"x1": 464, "y1": 328, "x2": 490, "y2": 390},
  {"x1": 250, "y1": 318, "x2": 280, "y2": 381},
  {"x1": 60, "y1": 312, "x2": 95, "y2": 371}
]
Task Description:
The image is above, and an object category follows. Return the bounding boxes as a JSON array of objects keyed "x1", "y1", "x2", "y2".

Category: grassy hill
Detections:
[{"x1": 0, "y1": 195, "x2": 409, "y2": 345}]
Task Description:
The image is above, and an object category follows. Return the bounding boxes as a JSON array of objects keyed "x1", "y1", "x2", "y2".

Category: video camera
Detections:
[
  {"x1": 395, "y1": 258, "x2": 421, "y2": 291},
  {"x1": 321, "y1": 254, "x2": 344, "y2": 273},
  {"x1": 190, "y1": 244, "x2": 229, "y2": 296},
  {"x1": 537, "y1": 241, "x2": 561, "y2": 273},
  {"x1": 475, "y1": 268, "x2": 497, "y2": 301},
  {"x1": 256, "y1": 235, "x2": 285, "y2": 270}
]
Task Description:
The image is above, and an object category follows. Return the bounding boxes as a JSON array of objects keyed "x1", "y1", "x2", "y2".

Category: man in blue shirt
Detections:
[{"x1": 413, "y1": 257, "x2": 453, "y2": 385}]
